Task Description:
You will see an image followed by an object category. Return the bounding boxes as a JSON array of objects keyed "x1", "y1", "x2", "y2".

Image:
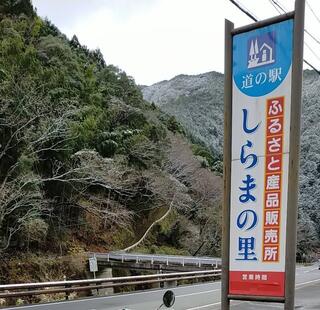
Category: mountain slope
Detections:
[
  {"x1": 142, "y1": 72, "x2": 224, "y2": 155},
  {"x1": 0, "y1": 1, "x2": 223, "y2": 287},
  {"x1": 143, "y1": 70, "x2": 320, "y2": 258}
]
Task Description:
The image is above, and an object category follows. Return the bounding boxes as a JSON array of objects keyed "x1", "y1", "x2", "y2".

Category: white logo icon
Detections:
[{"x1": 248, "y1": 38, "x2": 275, "y2": 69}]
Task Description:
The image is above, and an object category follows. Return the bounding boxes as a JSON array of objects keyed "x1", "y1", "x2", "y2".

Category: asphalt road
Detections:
[
  {"x1": 4, "y1": 264, "x2": 320, "y2": 310},
  {"x1": 4, "y1": 282, "x2": 222, "y2": 310}
]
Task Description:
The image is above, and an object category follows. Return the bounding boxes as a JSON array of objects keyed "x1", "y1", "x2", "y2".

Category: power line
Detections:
[
  {"x1": 268, "y1": 0, "x2": 282, "y2": 14},
  {"x1": 270, "y1": 0, "x2": 320, "y2": 74},
  {"x1": 303, "y1": 31, "x2": 320, "y2": 72},
  {"x1": 270, "y1": 0, "x2": 286, "y2": 14},
  {"x1": 303, "y1": 59, "x2": 320, "y2": 75},
  {"x1": 228, "y1": 0, "x2": 320, "y2": 75},
  {"x1": 236, "y1": 0, "x2": 259, "y2": 20},
  {"x1": 229, "y1": 0, "x2": 258, "y2": 22},
  {"x1": 305, "y1": 41, "x2": 320, "y2": 62},
  {"x1": 273, "y1": 0, "x2": 320, "y2": 46},
  {"x1": 306, "y1": 0, "x2": 320, "y2": 25},
  {"x1": 305, "y1": 29, "x2": 320, "y2": 46},
  {"x1": 303, "y1": 1, "x2": 320, "y2": 73}
]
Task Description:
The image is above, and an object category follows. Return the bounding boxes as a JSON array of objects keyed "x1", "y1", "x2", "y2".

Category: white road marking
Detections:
[
  {"x1": 243, "y1": 301, "x2": 282, "y2": 308},
  {"x1": 185, "y1": 302, "x2": 221, "y2": 310},
  {"x1": 230, "y1": 302, "x2": 244, "y2": 307},
  {"x1": 303, "y1": 267, "x2": 319, "y2": 273},
  {"x1": 296, "y1": 278, "x2": 320, "y2": 288},
  {"x1": 177, "y1": 289, "x2": 220, "y2": 298}
]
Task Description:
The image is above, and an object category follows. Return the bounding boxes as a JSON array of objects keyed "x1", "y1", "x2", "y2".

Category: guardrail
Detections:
[
  {"x1": 0, "y1": 269, "x2": 221, "y2": 300},
  {"x1": 94, "y1": 252, "x2": 221, "y2": 268}
]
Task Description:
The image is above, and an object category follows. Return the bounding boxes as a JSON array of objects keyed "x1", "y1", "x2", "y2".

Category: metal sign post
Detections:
[
  {"x1": 221, "y1": 18, "x2": 234, "y2": 310},
  {"x1": 221, "y1": 1, "x2": 304, "y2": 309},
  {"x1": 284, "y1": 0, "x2": 305, "y2": 308}
]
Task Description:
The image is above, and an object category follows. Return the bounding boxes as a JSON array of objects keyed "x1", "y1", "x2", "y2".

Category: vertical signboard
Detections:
[
  {"x1": 222, "y1": 1, "x2": 305, "y2": 308},
  {"x1": 229, "y1": 19, "x2": 293, "y2": 297}
]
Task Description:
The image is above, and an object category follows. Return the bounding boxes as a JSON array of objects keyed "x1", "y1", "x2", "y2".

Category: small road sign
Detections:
[{"x1": 89, "y1": 256, "x2": 98, "y2": 273}]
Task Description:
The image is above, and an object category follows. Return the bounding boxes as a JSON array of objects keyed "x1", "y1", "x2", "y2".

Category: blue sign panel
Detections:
[{"x1": 233, "y1": 19, "x2": 293, "y2": 97}]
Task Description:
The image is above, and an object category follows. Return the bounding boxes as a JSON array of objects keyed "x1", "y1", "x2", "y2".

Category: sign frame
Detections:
[
  {"x1": 221, "y1": 0, "x2": 305, "y2": 309},
  {"x1": 89, "y1": 256, "x2": 98, "y2": 277}
]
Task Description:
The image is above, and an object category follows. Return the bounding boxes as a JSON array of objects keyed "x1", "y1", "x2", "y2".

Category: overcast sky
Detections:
[{"x1": 32, "y1": 0, "x2": 320, "y2": 85}]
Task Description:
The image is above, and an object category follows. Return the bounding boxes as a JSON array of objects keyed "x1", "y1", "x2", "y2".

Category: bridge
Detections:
[{"x1": 93, "y1": 252, "x2": 222, "y2": 272}]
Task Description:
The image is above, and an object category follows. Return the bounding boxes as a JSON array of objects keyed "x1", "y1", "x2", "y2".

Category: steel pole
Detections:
[
  {"x1": 284, "y1": 0, "x2": 305, "y2": 309},
  {"x1": 221, "y1": 18, "x2": 234, "y2": 310}
]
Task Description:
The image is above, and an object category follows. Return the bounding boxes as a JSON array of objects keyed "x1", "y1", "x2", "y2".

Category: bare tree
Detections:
[
  {"x1": 165, "y1": 133, "x2": 223, "y2": 255},
  {"x1": 166, "y1": 133, "x2": 222, "y2": 209},
  {"x1": 0, "y1": 171, "x2": 50, "y2": 250}
]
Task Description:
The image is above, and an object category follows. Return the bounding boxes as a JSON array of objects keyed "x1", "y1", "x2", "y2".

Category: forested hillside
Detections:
[
  {"x1": 143, "y1": 70, "x2": 320, "y2": 259},
  {"x1": 142, "y1": 72, "x2": 224, "y2": 155},
  {"x1": 0, "y1": 1, "x2": 222, "y2": 283}
]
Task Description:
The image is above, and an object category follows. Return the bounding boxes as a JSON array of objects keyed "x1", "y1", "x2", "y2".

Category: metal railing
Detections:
[
  {"x1": 94, "y1": 252, "x2": 222, "y2": 268},
  {"x1": 0, "y1": 269, "x2": 221, "y2": 300}
]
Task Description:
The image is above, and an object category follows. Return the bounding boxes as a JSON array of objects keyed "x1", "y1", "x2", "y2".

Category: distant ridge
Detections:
[
  {"x1": 142, "y1": 71, "x2": 224, "y2": 154},
  {"x1": 143, "y1": 69, "x2": 320, "y2": 257}
]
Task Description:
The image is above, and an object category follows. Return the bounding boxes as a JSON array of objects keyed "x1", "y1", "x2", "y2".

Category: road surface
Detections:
[
  {"x1": 229, "y1": 263, "x2": 320, "y2": 309},
  {"x1": 4, "y1": 264, "x2": 320, "y2": 309}
]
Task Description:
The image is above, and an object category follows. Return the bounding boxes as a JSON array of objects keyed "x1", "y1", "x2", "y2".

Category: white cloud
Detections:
[{"x1": 33, "y1": 0, "x2": 320, "y2": 85}]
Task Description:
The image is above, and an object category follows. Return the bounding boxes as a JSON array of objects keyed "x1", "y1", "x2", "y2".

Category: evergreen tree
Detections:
[{"x1": 0, "y1": 0, "x2": 35, "y2": 17}]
